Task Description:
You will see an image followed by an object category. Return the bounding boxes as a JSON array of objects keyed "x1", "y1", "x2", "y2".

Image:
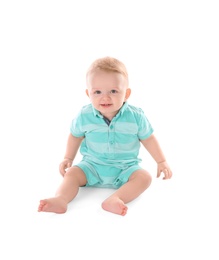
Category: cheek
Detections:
[
  {"x1": 122, "y1": 94, "x2": 128, "y2": 101},
  {"x1": 89, "y1": 97, "x2": 98, "y2": 104}
]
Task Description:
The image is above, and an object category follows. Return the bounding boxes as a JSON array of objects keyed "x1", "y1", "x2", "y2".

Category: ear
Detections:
[
  {"x1": 85, "y1": 89, "x2": 89, "y2": 97},
  {"x1": 124, "y1": 88, "x2": 131, "y2": 101}
]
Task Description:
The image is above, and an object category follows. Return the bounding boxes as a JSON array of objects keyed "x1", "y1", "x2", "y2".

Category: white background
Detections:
[{"x1": 0, "y1": 1, "x2": 218, "y2": 259}]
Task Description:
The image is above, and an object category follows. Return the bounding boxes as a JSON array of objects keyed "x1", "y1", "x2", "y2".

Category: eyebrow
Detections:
[{"x1": 90, "y1": 87, "x2": 120, "y2": 90}]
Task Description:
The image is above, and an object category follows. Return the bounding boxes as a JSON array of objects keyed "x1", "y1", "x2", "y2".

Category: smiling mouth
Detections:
[{"x1": 100, "y1": 104, "x2": 112, "y2": 107}]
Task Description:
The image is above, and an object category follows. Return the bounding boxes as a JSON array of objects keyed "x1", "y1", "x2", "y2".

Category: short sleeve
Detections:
[
  {"x1": 137, "y1": 109, "x2": 154, "y2": 140},
  {"x1": 70, "y1": 110, "x2": 85, "y2": 138}
]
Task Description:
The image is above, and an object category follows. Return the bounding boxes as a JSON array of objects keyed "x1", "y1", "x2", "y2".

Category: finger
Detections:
[
  {"x1": 166, "y1": 168, "x2": 173, "y2": 179},
  {"x1": 164, "y1": 168, "x2": 172, "y2": 179},
  {"x1": 168, "y1": 170, "x2": 173, "y2": 179},
  {"x1": 60, "y1": 170, "x2": 65, "y2": 177},
  {"x1": 67, "y1": 162, "x2": 71, "y2": 168},
  {"x1": 59, "y1": 166, "x2": 66, "y2": 176},
  {"x1": 162, "y1": 169, "x2": 169, "y2": 180},
  {"x1": 157, "y1": 169, "x2": 161, "y2": 178}
]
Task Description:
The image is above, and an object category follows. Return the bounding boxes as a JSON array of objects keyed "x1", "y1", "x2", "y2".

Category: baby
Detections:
[{"x1": 38, "y1": 56, "x2": 172, "y2": 216}]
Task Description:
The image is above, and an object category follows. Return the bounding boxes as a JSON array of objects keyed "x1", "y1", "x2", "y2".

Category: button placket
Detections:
[{"x1": 108, "y1": 123, "x2": 115, "y2": 157}]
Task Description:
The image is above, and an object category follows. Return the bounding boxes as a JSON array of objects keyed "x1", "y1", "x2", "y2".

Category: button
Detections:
[{"x1": 110, "y1": 125, "x2": 113, "y2": 129}]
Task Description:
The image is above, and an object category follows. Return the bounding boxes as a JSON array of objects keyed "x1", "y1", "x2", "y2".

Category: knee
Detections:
[
  {"x1": 130, "y1": 170, "x2": 152, "y2": 189},
  {"x1": 65, "y1": 167, "x2": 75, "y2": 176},
  {"x1": 65, "y1": 166, "x2": 87, "y2": 186},
  {"x1": 141, "y1": 172, "x2": 152, "y2": 189}
]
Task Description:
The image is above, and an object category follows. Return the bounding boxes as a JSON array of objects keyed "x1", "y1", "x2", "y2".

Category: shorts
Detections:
[{"x1": 76, "y1": 160, "x2": 142, "y2": 189}]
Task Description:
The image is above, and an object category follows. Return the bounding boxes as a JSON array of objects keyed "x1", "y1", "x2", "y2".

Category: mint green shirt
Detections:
[{"x1": 70, "y1": 102, "x2": 153, "y2": 167}]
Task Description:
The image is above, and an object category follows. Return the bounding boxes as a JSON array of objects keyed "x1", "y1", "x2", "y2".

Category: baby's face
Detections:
[{"x1": 86, "y1": 71, "x2": 131, "y2": 120}]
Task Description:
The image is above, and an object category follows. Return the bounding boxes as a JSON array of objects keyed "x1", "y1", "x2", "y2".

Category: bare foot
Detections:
[
  {"x1": 101, "y1": 197, "x2": 128, "y2": 216},
  {"x1": 38, "y1": 197, "x2": 67, "y2": 214}
]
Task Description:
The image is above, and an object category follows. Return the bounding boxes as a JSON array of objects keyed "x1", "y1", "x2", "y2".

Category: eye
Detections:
[
  {"x1": 94, "y1": 90, "x2": 101, "y2": 95},
  {"x1": 110, "y1": 89, "x2": 118, "y2": 94}
]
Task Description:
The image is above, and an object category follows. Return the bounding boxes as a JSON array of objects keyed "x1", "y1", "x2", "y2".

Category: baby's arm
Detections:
[
  {"x1": 140, "y1": 134, "x2": 172, "y2": 179},
  {"x1": 59, "y1": 133, "x2": 84, "y2": 176}
]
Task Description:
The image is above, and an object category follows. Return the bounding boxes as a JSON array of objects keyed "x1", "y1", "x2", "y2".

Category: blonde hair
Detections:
[{"x1": 86, "y1": 56, "x2": 129, "y2": 83}]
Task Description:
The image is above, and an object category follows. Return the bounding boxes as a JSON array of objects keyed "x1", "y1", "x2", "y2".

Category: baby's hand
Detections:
[
  {"x1": 59, "y1": 158, "x2": 73, "y2": 177},
  {"x1": 157, "y1": 161, "x2": 172, "y2": 180}
]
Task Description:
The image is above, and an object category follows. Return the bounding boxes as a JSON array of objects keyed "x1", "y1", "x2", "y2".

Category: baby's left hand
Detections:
[{"x1": 157, "y1": 161, "x2": 172, "y2": 180}]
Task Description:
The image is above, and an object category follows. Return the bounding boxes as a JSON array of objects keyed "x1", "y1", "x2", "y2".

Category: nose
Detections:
[{"x1": 101, "y1": 92, "x2": 111, "y2": 98}]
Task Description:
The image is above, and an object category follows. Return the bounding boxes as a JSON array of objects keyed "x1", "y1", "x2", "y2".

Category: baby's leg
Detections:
[
  {"x1": 101, "y1": 169, "x2": 152, "y2": 216},
  {"x1": 38, "y1": 166, "x2": 87, "y2": 213}
]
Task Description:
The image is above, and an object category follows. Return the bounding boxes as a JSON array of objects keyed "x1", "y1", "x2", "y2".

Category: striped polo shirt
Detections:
[{"x1": 70, "y1": 102, "x2": 154, "y2": 167}]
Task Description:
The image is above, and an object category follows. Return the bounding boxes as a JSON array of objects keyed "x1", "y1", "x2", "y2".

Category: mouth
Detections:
[{"x1": 100, "y1": 104, "x2": 112, "y2": 107}]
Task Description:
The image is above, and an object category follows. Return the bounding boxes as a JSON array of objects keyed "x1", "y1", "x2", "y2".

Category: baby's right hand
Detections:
[{"x1": 59, "y1": 158, "x2": 73, "y2": 177}]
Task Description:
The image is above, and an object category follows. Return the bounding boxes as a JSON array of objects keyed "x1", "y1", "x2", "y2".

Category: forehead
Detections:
[{"x1": 87, "y1": 71, "x2": 126, "y2": 89}]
